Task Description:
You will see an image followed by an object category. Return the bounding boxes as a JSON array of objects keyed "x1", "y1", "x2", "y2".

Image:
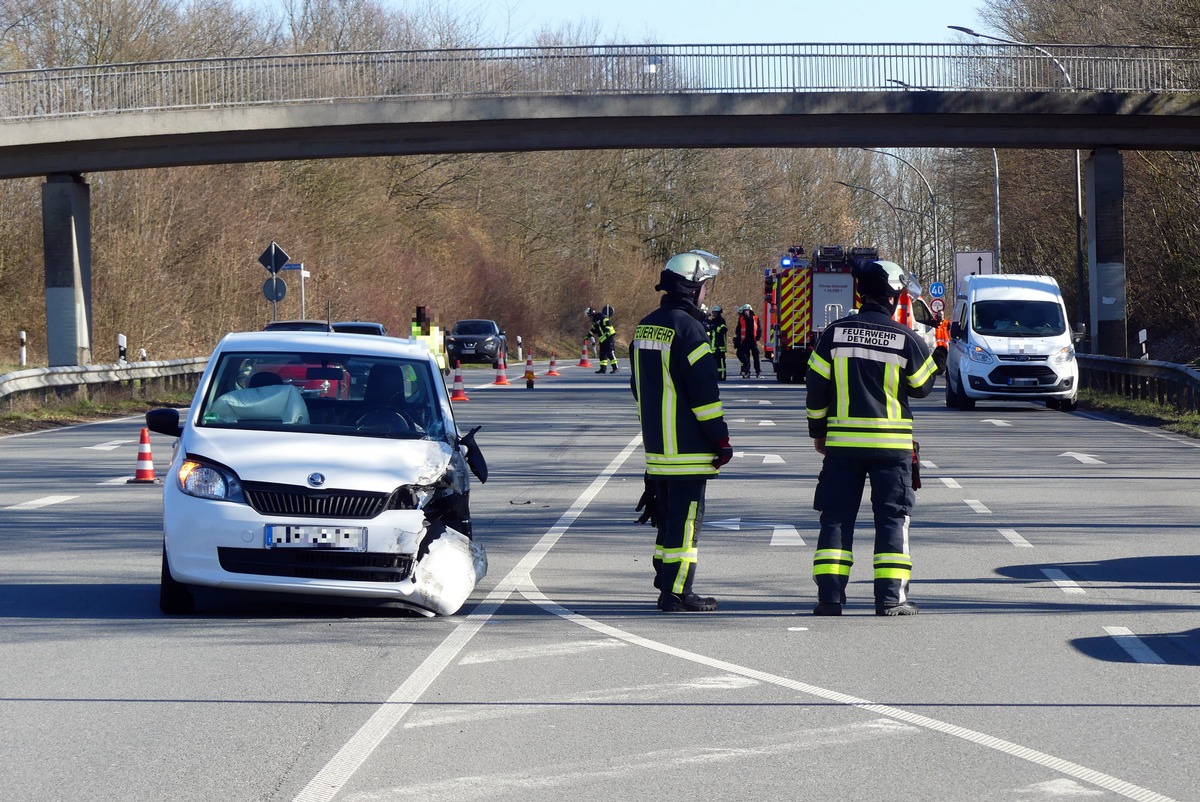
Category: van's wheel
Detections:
[
  {"x1": 1046, "y1": 398, "x2": 1061, "y2": 410},
  {"x1": 945, "y1": 377, "x2": 959, "y2": 408},
  {"x1": 1059, "y1": 395, "x2": 1078, "y2": 412},
  {"x1": 957, "y1": 391, "x2": 976, "y2": 411},
  {"x1": 160, "y1": 546, "x2": 194, "y2": 615}
]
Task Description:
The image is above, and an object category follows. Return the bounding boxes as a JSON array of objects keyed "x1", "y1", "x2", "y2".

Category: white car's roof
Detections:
[{"x1": 217, "y1": 330, "x2": 433, "y2": 360}]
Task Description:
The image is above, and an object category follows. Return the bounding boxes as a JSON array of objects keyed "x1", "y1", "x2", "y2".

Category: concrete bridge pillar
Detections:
[
  {"x1": 1086, "y1": 148, "x2": 1127, "y2": 357},
  {"x1": 42, "y1": 173, "x2": 92, "y2": 366}
]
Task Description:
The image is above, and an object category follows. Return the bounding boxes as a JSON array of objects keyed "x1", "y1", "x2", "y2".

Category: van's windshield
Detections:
[{"x1": 971, "y1": 300, "x2": 1066, "y2": 337}]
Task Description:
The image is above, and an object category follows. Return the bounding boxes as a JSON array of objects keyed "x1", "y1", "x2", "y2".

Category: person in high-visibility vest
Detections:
[
  {"x1": 734, "y1": 304, "x2": 762, "y2": 378},
  {"x1": 411, "y1": 306, "x2": 448, "y2": 373}
]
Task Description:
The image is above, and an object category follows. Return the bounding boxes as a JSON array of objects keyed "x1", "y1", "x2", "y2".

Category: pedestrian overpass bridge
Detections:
[{"x1": 3, "y1": 43, "x2": 1198, "y2": 363}]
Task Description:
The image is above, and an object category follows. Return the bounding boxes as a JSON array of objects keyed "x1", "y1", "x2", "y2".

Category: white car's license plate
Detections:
[{"x1": 265, "y1": 525, "x2": 367, "y2": 550}]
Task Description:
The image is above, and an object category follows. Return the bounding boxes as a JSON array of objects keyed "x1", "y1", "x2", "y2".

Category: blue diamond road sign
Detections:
[{"x1": 259, "y1": 242, "x2": 290, "y2": 274}]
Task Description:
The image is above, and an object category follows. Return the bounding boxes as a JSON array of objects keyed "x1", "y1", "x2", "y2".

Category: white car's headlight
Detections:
[
  {"x1": 968, "y1": 345, "x2": 994, "y2": 364},
  {"x1": 1053, "y1": 345, "x2": 1076, "y2": 364},
  {"x1": 178, "y1": 459, "x2": 245, "y2": 502}
]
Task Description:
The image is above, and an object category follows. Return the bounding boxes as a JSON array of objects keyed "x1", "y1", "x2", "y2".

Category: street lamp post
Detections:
[
  {"x1": 992, "y1": 148, "x2": 1002, "y2": 273},
  {"x1": 860, "y1": 148, "x2": 940, "y2": 287},
  {"x1": 950, "y1": 25, "x2": 1085, "y2": 325}
]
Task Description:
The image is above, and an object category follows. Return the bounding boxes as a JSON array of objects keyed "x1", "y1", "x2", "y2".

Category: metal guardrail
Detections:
[
  {"x1": 1, "y1": 44, "x2": 1196, "y2": 122},
  {"x1": 1078, "y1": 354, "x2": 1200, "y2": 414},
  {"x1": 0, "y1": 358, "x2": 207, "y2": 406}
]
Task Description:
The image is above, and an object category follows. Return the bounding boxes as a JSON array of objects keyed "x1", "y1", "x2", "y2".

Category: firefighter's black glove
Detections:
[
  {"x1": 712, "y1": 436, "x2": 734, "y2": 468},
  {"x1": 635, "y1": 474, "x2": 658, "y2": 526},
  {"x1": 911, "y1": 440, "x2": 921, "y2": 491}
]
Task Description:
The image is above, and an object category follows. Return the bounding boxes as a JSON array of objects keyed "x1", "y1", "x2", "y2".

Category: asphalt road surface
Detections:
[{"x1": 2, "y1": 362, "x2": 1198, "y2": 801}]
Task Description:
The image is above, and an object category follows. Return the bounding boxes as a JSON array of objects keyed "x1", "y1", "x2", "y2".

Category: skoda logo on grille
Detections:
[{"x1": 307, "y1": 472, "x2": 326, "y2": 487}]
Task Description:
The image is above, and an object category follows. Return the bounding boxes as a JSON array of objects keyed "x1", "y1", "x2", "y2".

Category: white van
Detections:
[{"x1": 945, "y1": 274, "x2": 1083, "y2": 411}]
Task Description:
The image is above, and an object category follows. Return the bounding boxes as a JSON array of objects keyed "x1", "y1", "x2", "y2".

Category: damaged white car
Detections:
[{"x1": 146, "y1": 330, "x2": 488, "y2": 617}]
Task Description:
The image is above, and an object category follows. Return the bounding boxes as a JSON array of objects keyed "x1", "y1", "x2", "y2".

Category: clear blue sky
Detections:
[{"x1": 475, "y1": 0, "x2": 986, "y2": 45}]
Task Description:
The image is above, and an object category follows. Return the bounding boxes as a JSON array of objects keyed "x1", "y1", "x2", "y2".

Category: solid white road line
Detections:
[
  {"x1": 964, "y1": 499, "x2": 992, "y2": 514},
  {"x1": 939, "y1": 477, "x2": 962, "y2": 489},
  {"x1": 83, "y1": 439, "x2": 135, "y2": 451},
  {"x1": 520, "y1": 583, "x2": 1176, "y2": 802},
  {"x1": 1041, "y1": 568, "x2": 1086, "y2": 594},
  {"x1": 1104, "y1": 627, "x2": 1167, "y2": 665},
  {"x1": 997, "y1": 528, "x2": 1034, "y2": 548},
  {"x1": 293, "y1": 433, "x2": 643, "y2": 802},
  {"x1": 3, "y1": 495, "x2": 78, "y2": 510}
]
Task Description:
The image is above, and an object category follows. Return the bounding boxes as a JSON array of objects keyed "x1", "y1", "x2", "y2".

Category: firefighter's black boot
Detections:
[
  {"x1": 611, "y1": 365, "x2": 619, "y2": 373},
  {"x1": 876, "y1": 601, "x2": 919, "y2": 616},
  {"x1": 812, "y1": 602, "x2": 843, "y2": 616},
  {"x1": 658, "y1": 592, "x2": 717, "y2": 612},
  {"x1": 595, "y1": 365, "x2": 607, "y2": 374}
]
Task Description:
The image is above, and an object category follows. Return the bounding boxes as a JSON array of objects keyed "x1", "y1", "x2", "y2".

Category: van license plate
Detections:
[
  {"x1": 1011, "y1": 378, "x2": 1037, "y2": 387},
  {"x1": 265, "y1": 525, "x2": 366, "y2": 550}
]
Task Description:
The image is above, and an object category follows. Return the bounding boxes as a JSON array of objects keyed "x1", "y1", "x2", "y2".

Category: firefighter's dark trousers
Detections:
[
  {"x1": 651, "y1": 478, "x2": 707, "y2": 596},
  {"x1": 812, "y1": 452, "x2": 914, "y2": 607},
  {"x1": 737, "y1": 341, "x2": 761, "y2": 376},
  {"x1": 715, "y1": 350, "x2": 727, "y2": 380},
  {"x1": 598, "y1": 337, "x2": 617, "y2": 370}
]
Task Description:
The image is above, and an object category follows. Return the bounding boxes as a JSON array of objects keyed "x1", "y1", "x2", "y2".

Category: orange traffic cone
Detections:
[
  {"x1": 493, "y1": 354, "x2": 510, "y2": 385},
  {"x1": 127, "y1": 428, "x2": 158, "y2": 484},
  {"x1": 450, "y1": 361, "x2": 470, "y2": 401},
  {"x1": 578, "y1": 340, "x2": 592, "y2": 368},
  {"x1": 524, "y1": 352, "x2": 536, "y2": 389},
  {"x1": 546, "y1": 353, "x2": 561, "y2": 376}
]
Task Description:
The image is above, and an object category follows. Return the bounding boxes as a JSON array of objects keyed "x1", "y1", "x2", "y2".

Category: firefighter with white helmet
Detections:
[
  {"x1": 589, "y1": 305, "x2": 619, "y2": 373},
  {"x1": 805, "y1": 260, "x2": 938, "y2": 617},
  {"x1": 631, "y1": 249, "x2": 732, "y2": 612},
  {"x1": 734, "y1": 303, "x2": 762, "y2": 378}
]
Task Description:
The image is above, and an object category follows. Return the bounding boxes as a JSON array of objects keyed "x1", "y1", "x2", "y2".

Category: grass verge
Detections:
[
  {"x1": 0, "y1": 389, "x2": 192, "y2": 436},
  {"x1": 1078, "y1": 389, "x2": 1200, "y2": 439}
]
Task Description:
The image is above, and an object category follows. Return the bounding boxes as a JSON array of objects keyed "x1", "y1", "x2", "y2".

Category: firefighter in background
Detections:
[
  {"x1": 590, "y1": 304, "x2": 619, "y2": 373},
  {"x1": 805, "y1": 261, "x2": 938, "y2": 617},
  {"x1": 631, "y1": 250, "x2": 732, "y2": 613},
  {"x1": 734, "y1": 303, "x2": 762, "y2": 378},
  {"x1": 708, "y1": 304, "x2": 729, "y2": 381}
]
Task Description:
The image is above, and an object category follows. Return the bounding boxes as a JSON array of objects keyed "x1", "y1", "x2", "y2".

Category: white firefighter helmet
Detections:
[
  {"x1": 712, "y1": 305, "x2": 723, "y2": 314},
  {"x1": 739, "y1": 303, "x2": 753, "y2": 313},
  {"x1": 663, "y1": 250, "x2": 722, "y2": 284}
]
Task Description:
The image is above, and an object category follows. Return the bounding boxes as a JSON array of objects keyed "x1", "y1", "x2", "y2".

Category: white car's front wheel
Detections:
[{"x1": 159, "y1": 546, "x2": 194, "y2": 615}]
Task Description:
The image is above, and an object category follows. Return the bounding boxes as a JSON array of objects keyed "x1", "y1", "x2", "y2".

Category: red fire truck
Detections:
[{"x1": 763, "y1": 245, "x2": 941, "y2": 383}]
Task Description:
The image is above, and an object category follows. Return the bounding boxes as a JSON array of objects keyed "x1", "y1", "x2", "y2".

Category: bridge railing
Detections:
[
  {"x1": 1078, "y1": 354, "x2": 1200, "y2": 414},
  {"x1": 2, "y1": 43, "x2": 1197, "y2": 122}
]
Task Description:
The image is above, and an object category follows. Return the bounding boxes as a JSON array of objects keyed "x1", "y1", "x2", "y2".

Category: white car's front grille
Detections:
[{"x1": 243, "y1": 482, "x2": 389, "y2": 518}]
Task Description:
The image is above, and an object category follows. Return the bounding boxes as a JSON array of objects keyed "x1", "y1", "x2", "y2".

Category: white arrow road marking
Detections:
[
  {"x1": 769, "y1": 525, "x2": 805, "y2": 546},
  {"x1": 757, "y1": 400, "x2": 773, "y2": 405},
  {"x1": 939, "y1": 477, "x2": 962, "y2": 489},
  {"x1": 979, "y1": 419, "x2": 1012, "y2": 427},
  {"x1": 83, "y1": 439, "x2": 134, "y2": 451},
  {"x1": 1060, "y1": 452, "x2": 1106, "y2": 465},
  {"x1": 732, "y1": 452, "x2": 785, "y2": 464},
  {"x1": 1042, "y1": 568, "x2": 1085, "y2": 594},
  {"x1": 997, "y1": 528, "x2": 1033, "y2": 547},
  {"x1": 965, "y1": 499, "x2": 992, "y2": 514},
  {"x1": 4, "y1": 495, "x2": 78, "y2": 510},
  {"x1": 1104, "y1": 627, "x2": 1166, "y2": 665},
  {"x1": 708, "y1": 518, "x2": 742, "y2": 530}
]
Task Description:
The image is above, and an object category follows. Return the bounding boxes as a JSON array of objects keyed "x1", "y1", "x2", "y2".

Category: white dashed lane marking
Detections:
[
  {"x1": 939, "y1": 477, "x2": 962, "y2": 489},
  {"x1": 1104, "y1": 627, "x2": 1167, "y2": 665},
  {"x1": 1041, "y1": 568, "x2": 1085, "y2": 594},
  {"x1": 997, "y1": 528, "x2": 1034, "y2": 548},
  {"x1": 964, "y1": 499, "x2": 992, "y2": 514},
  {"x1": 3, "y1": 495, "x2": 79, "y2": 510}
]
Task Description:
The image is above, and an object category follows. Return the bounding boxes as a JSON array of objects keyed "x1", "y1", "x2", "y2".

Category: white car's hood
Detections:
[
  {"x1": 973, "y1": 333, "x2": 1068, "y2": 357},
  {"x1": 182, "y1": 428, "x2": 454, "y2": 492}
]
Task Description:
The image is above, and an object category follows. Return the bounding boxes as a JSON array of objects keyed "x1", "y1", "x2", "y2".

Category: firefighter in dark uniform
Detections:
[
  {"x1": 590, "y1": 305, "x2": 618, "y2": 373},
  {"x1": 707, "y1": 305, "x2": 729, "y2": 381},
  {"x1": 805, "y1": 260, "x2": 938, "y2": 616},
  {"x1": 631, "y1": 250, "x2": 733, "y2": 612}
]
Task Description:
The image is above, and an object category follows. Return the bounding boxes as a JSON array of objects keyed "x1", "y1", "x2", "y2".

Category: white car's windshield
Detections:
[
  {"x1": 971, "y1": 300, "x2": 1066, "y2": 337},
  {"x1": 197, "y1": 351, "x2": 447, "y2": 440}
]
